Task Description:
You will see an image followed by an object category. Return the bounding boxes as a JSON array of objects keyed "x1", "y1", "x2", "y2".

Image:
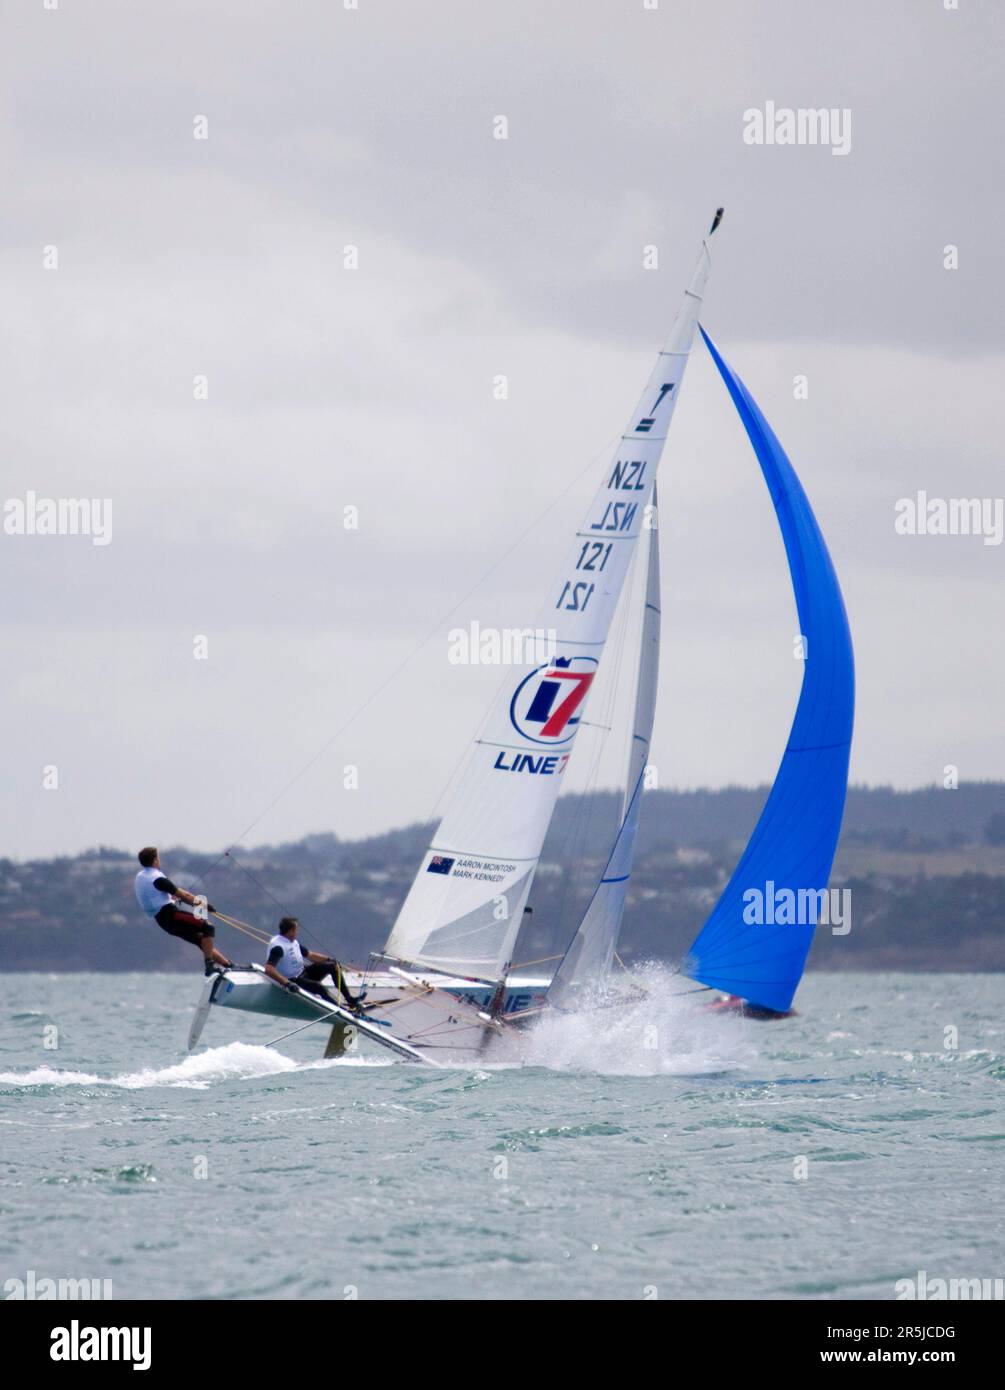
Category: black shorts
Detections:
[{"x1": 155, "y1": 904, "x2": 215, "y2": 947}]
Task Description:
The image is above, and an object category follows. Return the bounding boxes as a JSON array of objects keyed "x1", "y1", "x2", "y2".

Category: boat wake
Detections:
[
  {"x1": 0, "y1": 1042, "x2": 365, "y2": 1091},
  {"x1": 521, "y1": 965, "x2": 756, "y2": 1076}
]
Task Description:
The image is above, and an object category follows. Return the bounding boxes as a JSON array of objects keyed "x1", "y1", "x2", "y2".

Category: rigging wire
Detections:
[
  {"x1": 204, "y1": 849, "x2": 339, "y2": 960},
  {"x1": 189, "y1": 429, "x2": 623, "y2": 905}
]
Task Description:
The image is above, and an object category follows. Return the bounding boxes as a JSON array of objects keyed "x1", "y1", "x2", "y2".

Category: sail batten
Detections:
[{"x1": 384, "y1": 236, "x2": 715, "y2": 984}]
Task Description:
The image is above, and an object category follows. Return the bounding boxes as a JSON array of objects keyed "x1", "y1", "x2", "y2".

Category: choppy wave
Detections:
[
  {"x1": 1, "y1": 972, "x2": 1002, "y2": 1300},
  {"x1": 0, "y1": 1043, "x2": 300, "y2": 1090},
  {"x1": 0, "y1": 1041, "x2": 400, "y2": 1091}
]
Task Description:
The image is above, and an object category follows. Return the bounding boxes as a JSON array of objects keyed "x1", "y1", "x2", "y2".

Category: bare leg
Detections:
[{"x1": 200, "y1": 939, "x2": 231, "y2": 968}]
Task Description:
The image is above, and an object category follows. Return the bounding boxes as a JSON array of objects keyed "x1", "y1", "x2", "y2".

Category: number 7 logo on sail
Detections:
[{"x1": 509, "y1": 656, "x2": 598, "y2": 745}]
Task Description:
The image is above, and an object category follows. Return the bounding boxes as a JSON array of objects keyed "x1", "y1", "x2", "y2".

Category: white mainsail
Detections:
[
  {"x1": 546, "y1": 488, "x2": 661, "y2": 1007},
  {"x1": 384, "y1": 220, "x2": 719, "y2": 984}
]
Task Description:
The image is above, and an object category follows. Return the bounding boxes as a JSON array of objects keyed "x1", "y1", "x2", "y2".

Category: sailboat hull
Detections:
[
  {"x1": 200, "y1": 965, "x2": 528, "y2": 1065},
  {"x1": 210, "y1": 967, "x2": 548, "y2": 1020},
  {"x1": 704, "y1": 995, "x2": 796, "y2": 1021}
]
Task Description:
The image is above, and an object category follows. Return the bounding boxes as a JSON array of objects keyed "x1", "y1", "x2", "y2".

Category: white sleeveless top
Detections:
[
  {"x1": 268, "y1": 933, "x2": 305, "y2": 979},
  {"x1": 134, "y1": 867, "x2": 175, "y2": 918}
]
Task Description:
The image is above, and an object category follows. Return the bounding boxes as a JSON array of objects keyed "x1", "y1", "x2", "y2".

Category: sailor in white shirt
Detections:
[
  {"x1": 263, "y1": 917, "x2": 360, "y2": 1009},
  {"x1": 134, "y1": 846, "x2": 232, "y2": 975}
]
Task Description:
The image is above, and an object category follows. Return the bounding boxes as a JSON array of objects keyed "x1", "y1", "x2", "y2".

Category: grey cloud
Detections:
[{"x1": 1, "y1": 0, "x2": 1002, "y2": 856}]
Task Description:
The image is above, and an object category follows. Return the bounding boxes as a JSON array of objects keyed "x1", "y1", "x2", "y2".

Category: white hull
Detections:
[
  {"x1": 194, "y1": 964, "x2": 534, "y2": 1065},
  {"x1": 349, "y1": 967, "x2": 550, "y2": 1016},
  {"x1": 210, "y1": 966, "x2": 549, "y2": 1018}
]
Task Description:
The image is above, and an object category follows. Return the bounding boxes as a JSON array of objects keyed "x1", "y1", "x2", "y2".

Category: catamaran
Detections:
[{"x1": 190, "y1": 210, "x2": 854, "y2": 1063}]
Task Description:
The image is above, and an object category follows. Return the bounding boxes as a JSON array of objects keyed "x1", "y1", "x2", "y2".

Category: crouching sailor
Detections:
[
  {"x1": 263, "y1": 916, "x2": 361, "y2": 1010},
  {"x1": 134, "y1": 846, "x2": 232, "y2": 974}
]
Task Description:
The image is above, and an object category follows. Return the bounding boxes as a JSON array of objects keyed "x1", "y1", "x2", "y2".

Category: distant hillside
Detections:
[{"x1": 2, "y1": 784, "x2": 1004, "y2": 973}]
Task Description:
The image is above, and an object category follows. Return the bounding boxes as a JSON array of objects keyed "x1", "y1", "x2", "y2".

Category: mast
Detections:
[
  {"x1": 546, "y1": 491, "x2": 661, "y2": 1007},
  {"x1": 384, "y1": 214, "x2": 723, "y2": 985}
]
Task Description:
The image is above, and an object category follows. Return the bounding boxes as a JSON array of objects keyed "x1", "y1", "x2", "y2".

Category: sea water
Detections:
[{"x1": 0, "y1": 971, "x2": 1001, "y2": 1301}]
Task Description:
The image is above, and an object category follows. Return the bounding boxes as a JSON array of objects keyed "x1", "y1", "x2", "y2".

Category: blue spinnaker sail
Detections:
[{"x1": 685, "y1": 329, "x2": 855, "y2": 1012}]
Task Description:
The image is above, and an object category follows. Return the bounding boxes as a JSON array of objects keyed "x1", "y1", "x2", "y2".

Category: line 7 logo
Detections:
[{"x1": 538, "y1": 670, "x2": 594, "y2": 736}]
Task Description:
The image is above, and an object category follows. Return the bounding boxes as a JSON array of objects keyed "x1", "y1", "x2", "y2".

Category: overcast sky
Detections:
[{"x1": 2, "y1": 0, "x2": 1002, "y2": 860}]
